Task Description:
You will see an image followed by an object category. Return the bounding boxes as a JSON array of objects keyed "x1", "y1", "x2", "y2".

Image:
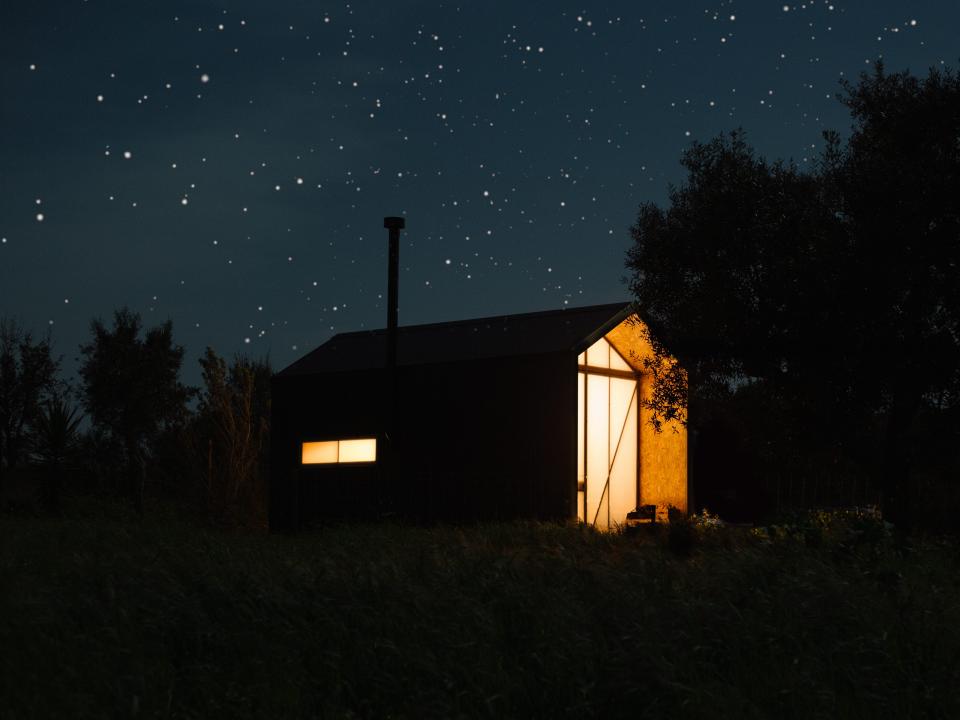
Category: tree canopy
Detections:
[
  {"x1": 79, "y1": 309, "x2": 193, "y2": 510},
  {"x1": 0, "y1": 319, "x2": 61, "y2": 474},
  {"x1": 626, "y1": 63, "x2": 960, "y2": 524},
  {"x1": 196, "y1": 348, "x2": 271, "y2": 528},
  {"x1": 80, "y1": 308, "x2": 193, "y2": 449}
]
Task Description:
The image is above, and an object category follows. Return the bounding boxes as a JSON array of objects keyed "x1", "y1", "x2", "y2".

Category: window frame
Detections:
[{"x1": 301, "y1": 437, "x2": 378, "y2": 465}]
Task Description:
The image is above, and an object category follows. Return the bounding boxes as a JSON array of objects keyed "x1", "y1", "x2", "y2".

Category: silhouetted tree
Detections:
[
  {"x1": 628, "y1": 130, "x2": 843, "y2": 414},
  {"x1": 0, "y1": 319, "x2": 61, "y2": 489},
  {"x1": 79, "y1": 308, "x2": 194, "y2": 513},
  {"x1": 75, "y1": 425, "x2": 125, "y2": 496},
  {"x1": 31, "y1": 392, "x2": 83, "y2": 511},
  {"x1": 829, "y1": 62, "x2": 960, "y2": 527},
  {"x1": 627, "y1": 63, "x2": 960, "y2": 527},
  {"x1": 627, "y1": 130, "x2": 849, "y2": 516},
  {"x1": 196, "y1": 348, "x2": 271, "y2": 528}
]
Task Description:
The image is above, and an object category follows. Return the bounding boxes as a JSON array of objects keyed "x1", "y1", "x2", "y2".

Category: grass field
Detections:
[{"x1": 1, "y1": 499, "x2": 958, "y2": 719}]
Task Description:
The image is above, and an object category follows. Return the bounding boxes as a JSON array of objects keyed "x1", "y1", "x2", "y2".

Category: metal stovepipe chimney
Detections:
[
  {"x1": 382, "y1": 216, "x2": 404, "y2": 500},
  {"x1": 383, "y1": 216, "x2": 404, "y2": 371}
]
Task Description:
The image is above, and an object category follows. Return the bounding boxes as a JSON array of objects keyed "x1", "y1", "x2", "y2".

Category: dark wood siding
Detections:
[{"x1": 270, "y1": 352, "x2": 576, "y2": 529}]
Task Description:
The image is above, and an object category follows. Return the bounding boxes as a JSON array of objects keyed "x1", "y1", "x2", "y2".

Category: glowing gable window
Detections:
[{"x1": 301, "y1": 438, "x2": 377, "y2": 464}]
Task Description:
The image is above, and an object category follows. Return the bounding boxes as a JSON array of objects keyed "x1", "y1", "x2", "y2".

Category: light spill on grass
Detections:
[{"x1": 0, "y1": 501, "x2": 958, "y2": 718}]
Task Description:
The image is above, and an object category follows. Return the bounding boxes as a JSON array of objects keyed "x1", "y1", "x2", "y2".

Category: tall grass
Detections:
[{"x1": 1, "y1": 500, "x2": 957, "y2": 718}]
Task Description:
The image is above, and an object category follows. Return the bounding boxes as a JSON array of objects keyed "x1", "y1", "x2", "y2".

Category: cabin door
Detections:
[{"x1": 577, "y1": 337, "x2": 639, "y2": 530}]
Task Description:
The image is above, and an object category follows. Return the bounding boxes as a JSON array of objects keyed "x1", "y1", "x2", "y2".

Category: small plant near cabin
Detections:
[
  {"x1": 659, "y1": 507, "x2": 732, "y2": 555},
  {"x1": 664, "y1": 505, "x2": 694, "y2": 555},
  {"x1": 750, "y1": 505, "x2": 892, "y2": 550},
  {"x1": 688, "y1": 507, "x2": 724, "y2": 530}
]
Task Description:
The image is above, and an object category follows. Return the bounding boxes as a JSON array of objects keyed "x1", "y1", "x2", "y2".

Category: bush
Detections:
[{"x1": 750, "y1": 506, "x2": 893, "y2": 552}]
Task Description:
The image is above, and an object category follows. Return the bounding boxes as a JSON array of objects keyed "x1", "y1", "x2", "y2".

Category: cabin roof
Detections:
[{"x1": 276, "y1": 302, "x2": 634, "y2": 376}]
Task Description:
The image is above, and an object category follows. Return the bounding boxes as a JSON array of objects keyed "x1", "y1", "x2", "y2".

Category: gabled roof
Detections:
[{"x1": 277, "y1": 302, "x2": 634, "y2": 376}]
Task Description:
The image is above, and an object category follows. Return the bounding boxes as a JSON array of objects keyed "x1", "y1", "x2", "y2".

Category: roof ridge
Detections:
[
  {"x1": 275, "y1": 301, "x2": 637, "y2": 377},
  {"x1": 329, "y1": 301, "x2": 632, "y2": 340}
]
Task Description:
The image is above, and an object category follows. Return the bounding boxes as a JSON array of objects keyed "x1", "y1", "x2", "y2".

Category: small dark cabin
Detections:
[{"x1": 270, "y1": 302, "x2": 687, "y2": 531}]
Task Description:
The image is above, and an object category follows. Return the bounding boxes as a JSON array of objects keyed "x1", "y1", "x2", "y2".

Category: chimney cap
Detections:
[{"x1": 383, "y1": 216, "x2": 405, "y2": 230}]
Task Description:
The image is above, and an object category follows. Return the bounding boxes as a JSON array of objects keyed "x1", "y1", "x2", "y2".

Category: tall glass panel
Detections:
[
  {"x1": 577, "y1": 371, "x2": 585, "y2": 521},
  {"x1": 578, "y1": 334, "x2": 639, "y2": 529},
  {"x1": 586, "y1": 374, "x2": 610, "y2": 528},
  {"x1": 608, "y1": 377, "x2": 638, "y2": 527}
]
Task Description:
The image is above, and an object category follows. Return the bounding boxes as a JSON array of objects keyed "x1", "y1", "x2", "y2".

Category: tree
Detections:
[
  {"x1": 831, "y1": 63, "x2": 960, "y2": 525},
  {"x1": 31, "y1": 392, "x2": 83, "y2": 511},
  {"x1": 79, "y1": 308, "x2": 194, "y2": 512},
  {"x1": 31, "y1": 394, "x2": 83, "y2": 466},
  {"x1": 626, "y1": 63, "x2": 960, "y2": 526},
  {"x1": 628, "y1": 130, "x2": 843, "y2": 405},
  {"x1": 0, "y1": 319, "x2": 61, "y2": 485},
  {"x1": 196, "y1": 348, "x2": 271, "y2": 528}
]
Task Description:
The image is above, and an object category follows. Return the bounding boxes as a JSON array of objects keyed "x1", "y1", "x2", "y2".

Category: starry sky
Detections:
[{"x1": 1, "y1": 1, "x2": 957, "y2": 384}]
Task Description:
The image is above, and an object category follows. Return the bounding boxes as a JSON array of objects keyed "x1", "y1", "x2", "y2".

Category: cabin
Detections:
[{"x1": 270, "y1": 302, "x2": 687, "y2": 531}]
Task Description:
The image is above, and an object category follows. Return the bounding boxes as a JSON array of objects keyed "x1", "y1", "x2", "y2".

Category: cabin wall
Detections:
[
  {"x1": 271, "y1": 370, "x2": 387, "y2": 530},
  {"x1": 638, "y1": 373, "x2": 688, "y2": 519},
  {"x1": 270, "y1": 352, "x2": 576, "y2": 529}
]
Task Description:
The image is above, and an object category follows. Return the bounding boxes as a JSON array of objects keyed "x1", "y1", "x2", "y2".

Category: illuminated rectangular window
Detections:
[
  {"x1": 302, "y1": 441, "x2": 339, "y2": 464},
  {"x1": 338, "y1": 438, "x2": 377, "y2": 463},
  {"x1": 301, "y1": 438, "x2": 377, "y2": 464}
]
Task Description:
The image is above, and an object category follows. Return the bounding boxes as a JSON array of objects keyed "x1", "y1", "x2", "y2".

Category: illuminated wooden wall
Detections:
[{"x1": 577, "y1": 315, "x2": 688, "y2": 528}]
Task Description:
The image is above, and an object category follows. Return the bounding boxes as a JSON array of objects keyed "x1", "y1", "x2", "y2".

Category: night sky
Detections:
[{"x1": 1, "y1": 1, "x2": 957, "y2": 384}]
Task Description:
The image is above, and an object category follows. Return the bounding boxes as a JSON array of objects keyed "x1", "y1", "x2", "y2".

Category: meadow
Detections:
[{"x1": 1, "y1": 500, "x2": 958, "y2": 719}]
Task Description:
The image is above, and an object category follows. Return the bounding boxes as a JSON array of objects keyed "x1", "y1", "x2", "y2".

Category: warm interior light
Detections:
[
  {"x1": 609, "y1": 346, "x2": 632, "y2": 372},
  {"x1": 338, "y1": 438, "x2": 377, "y2": 463},
  {"x1": 578, "y1": 335, "x2": 638, "y2": 529},
  {"x1": 586, "y1": 339, "x2": 609, "y2": 368},
  {"x1": 302, "y1": 440, "x2": 339, "y2": 464},
  {"x1": 578, "y1": 319, "x2": 688, "y2": 526},
  {"x1": 301, "y1": 438, "x2": 377, "y2": 464}
]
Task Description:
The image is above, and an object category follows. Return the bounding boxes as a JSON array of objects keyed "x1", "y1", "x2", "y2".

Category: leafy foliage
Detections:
[
  {"x1": 79, "y1": 308, "x2": 193, "y2": 511},
  {"x1": 31, "y1": 393, "x2": 83, "y2": 468},
  {"x1": 629, "y1": 131, "x2": 842, "y2": 391},
  {"x1": 79, "y1": 308, "x2": 193, "y2": 446},
  {"x1": 0, "y1": 319, "x2": 61, "y2": 475},
  {"x1": 30, "y1": 393, "x2": 84, "y2": 512},
  {"x1": 627, "y1": 64, "x2": 960, "y2": 525},
  {"x1": 195, "y1": 348, "x2": 271, "y2": 528}
]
